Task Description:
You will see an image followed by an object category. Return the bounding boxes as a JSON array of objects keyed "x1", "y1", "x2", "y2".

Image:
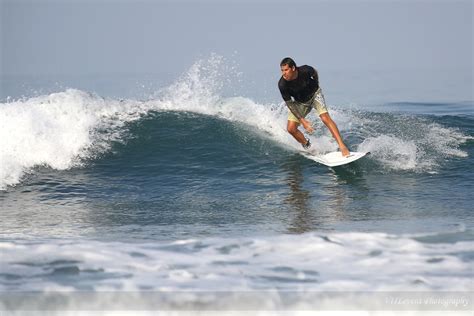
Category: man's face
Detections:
[{"x1": 281, "y1": 64, "x2": 297, "y2": 81}]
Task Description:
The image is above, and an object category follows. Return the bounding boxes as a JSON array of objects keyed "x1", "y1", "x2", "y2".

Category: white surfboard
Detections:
[{"x1": 302, "y1": 151, "x2": 369, "y2": 167}]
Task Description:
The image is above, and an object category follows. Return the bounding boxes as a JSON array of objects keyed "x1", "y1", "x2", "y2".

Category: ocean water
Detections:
[{"x1": 1, "y1": 57, "x2": 473, "y2": 313}]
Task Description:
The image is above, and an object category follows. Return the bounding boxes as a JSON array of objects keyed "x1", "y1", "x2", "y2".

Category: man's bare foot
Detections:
[{"x1": 340, "y1": 146, "x2": 350, "y2": 157}]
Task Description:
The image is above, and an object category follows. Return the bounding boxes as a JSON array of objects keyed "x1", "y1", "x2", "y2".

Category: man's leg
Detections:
[
  {"x1": 312, "y1": 89, "x2": 350, "y2": 156},
  {"x1": 287, "y1": 120, "x2": 308, "y2": 145},
  {"x1": 319, "y1": 113, "x2": 350, "y2": 156}
]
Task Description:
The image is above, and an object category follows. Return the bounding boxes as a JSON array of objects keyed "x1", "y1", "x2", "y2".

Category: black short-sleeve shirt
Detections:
[{"x1": 278, "y1": 65, "x2": 319, "y2": 103}]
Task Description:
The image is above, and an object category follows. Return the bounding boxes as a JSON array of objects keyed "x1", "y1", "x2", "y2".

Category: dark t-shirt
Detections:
[{"x1": 278, "y1": 65, "x2": 319, "y2": 103}]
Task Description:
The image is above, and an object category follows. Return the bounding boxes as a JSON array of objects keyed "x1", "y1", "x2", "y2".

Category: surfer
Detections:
[{"x1": 278, "y1": 57, "x2": 350, "y2": 157}]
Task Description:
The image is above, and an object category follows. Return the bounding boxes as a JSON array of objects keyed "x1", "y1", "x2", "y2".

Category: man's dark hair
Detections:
[{"x1": 280, "y1": 57, "x2": 296, "y2": 68}]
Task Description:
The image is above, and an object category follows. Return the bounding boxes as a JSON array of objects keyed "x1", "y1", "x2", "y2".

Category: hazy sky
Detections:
[{"x1": 2, "y1": 0, "x2": 472, "y2": 77}]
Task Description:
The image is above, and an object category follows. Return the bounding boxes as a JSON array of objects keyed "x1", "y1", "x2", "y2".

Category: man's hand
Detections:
[{"x1": 300, "y1": 118, "x2": 314, "y2": 134}]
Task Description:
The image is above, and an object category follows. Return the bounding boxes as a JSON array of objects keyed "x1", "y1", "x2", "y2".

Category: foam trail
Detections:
[
  {"x1": 358, "y1": 135, "x2": 419, "y2": 170},
  {"x1": 355, "y1": 112, "x2": 471, "y2": 172}
]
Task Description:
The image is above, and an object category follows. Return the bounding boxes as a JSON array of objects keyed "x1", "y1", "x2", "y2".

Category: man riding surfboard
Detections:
[{"x1": 278, "y1": 57, "x2": 350, "y2": 157}]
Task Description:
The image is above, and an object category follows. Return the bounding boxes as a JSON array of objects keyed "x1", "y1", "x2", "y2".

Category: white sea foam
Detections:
[
  {"x1": 0, "y1": 90, "x2": 150, "y2": 189},
  {"x1": 358, "y1": 135, "x2": 419, "y2": 170},
  {"x1": 356, "y1": 116, "x2": 471, "y2": 172},
  {"x1": 0, "y1": 55, "x2": 471, "y2": 189},
  {"x1": 0, "y1": 232, "x2": 472, "y2": 311}
]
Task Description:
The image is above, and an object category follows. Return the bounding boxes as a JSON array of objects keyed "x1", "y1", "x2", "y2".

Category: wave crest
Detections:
[{"x1": 1, "y1": 55, "x2": 472, "y2": 189}]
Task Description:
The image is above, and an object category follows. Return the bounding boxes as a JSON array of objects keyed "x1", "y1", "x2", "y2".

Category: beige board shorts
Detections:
[{"x1": 288, "y1": 88, "x2": 328, "y2": 123}]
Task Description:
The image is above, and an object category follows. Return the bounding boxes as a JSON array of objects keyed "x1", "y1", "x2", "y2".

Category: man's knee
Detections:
[
  {"x1": 319, "y1": 113, "x2": 332, "y2": 125},
  {"x1": 287, "y1": 122, "x2": 299, "y2": 135}
]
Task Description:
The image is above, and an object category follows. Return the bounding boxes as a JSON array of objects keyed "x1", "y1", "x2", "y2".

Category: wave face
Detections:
[{"x1": 1, "y1": 56, "x2": 472, "y2": 190}]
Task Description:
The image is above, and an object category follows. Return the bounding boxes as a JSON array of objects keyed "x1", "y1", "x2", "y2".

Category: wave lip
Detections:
[
  {"x1": 1, "y1": 89, "x2": 96, "y2": 189},
  {"x1": 0, "y1": 89, "x2": 148, "y2": 190}
]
